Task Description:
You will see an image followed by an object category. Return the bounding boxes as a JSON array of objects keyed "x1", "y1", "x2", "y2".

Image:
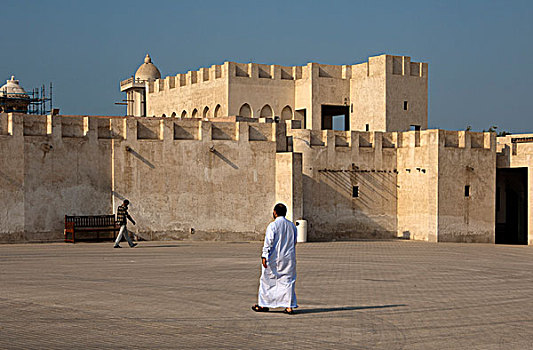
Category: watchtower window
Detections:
[
  {"x1": 365, "y1": 124, "x2": 369, "y2": 131},
  {"x1": 465, "y1": 185, "x2": 470, "y2": 197},
  {"x1": 352, "y1": 186, "x2": 359, "y2": 198},
  {"x1": 404, "y1": 101, "x2": 408, "y2": 110}
]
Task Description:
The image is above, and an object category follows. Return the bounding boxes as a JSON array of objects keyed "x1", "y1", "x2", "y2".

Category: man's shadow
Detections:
[
  {"x1": 136, "y1": 244, "x2": 190, "y2": 248},
  {"x1": 274, "y1": 304, "x2": 406, "y2": 315}
]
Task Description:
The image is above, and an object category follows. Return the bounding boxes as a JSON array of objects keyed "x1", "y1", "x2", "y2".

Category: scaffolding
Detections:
[{"x1": 0, "y1": 82, "x2": 53, "y2": 115}]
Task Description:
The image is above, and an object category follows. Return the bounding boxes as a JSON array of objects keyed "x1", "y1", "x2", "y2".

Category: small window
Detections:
[
  {"x1": 365, "y1": 124, "x2": 369, "y2": 131},
  {"x1": 352, "y1": 186, "x2": 359, "y2": 198},
  {"x1": 465, "y1": 185, "x2": 470, "y2": 197},
  {"x1": 404, "y1": 101, "x2": 408, "y2": 110}
]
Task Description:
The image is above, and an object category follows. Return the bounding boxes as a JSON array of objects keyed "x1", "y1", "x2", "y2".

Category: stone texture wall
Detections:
[
  {"x1": 143, "y1": 55, "x2": 428, "y2": 134},
  {"x1": 0, "y1": 113, "x2": 112, "y2": 242},
  {"x1": 0, "y1": 112, "x2": 505, "y2": 245},
  {"x1": 111, "y1": 118, "x2": 287, "y2": 241},
  {"x1": 146, "y1": 63, "x2": 229, "y2": 118},
  {"x1": 0, "y1": 114, "x2": 294, "y2": 243},
  {"x1": 288, "y1": 125, "x2": 497, "y2": 243},
  {"x1": 437, "y1": 132, "x2": 496, "y2": 243},
  {"x1": 396, "y1": 131, "x2": 439, "y2": 242},
  {"x1": 289, "y1": 128, "x2": 399, "y2": 241}
]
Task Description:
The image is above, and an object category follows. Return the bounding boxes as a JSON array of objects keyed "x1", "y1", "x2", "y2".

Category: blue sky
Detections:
[{"x1": 1, "y1": 0, "x2": 532, "y2": 132}]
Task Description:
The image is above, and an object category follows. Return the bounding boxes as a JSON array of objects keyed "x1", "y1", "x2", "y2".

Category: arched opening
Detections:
[
  {"x1": 181, "y1": 110, "x2": 187, "y2": 118},
  {"x1": 260, "y1": 104, "x2": 273, "y2": 118},
  {"x1": 214, "y1": 104, "x2": 221, "y2": 118},
  {"x1": 239, "y1": 103, "x2": 252, "y2": 118},
  {"x1": 203, "y1": 106, "x2": 210, "y2": 118},
  {"x1": 192, "y1": 109, "x2": 198, "y2": 118},
  {"x1": 171, "y1": 112, "x2": 176, "y2": 118},
  {"x1": 281, "y1": 106, "x2": 292, "y2": 121}
]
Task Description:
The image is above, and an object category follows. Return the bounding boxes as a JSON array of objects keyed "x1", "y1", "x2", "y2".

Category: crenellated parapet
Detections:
[
  {"x1": 148, "y1": 63, "x2": 229, "y2": 94},
  {"x1": 352, "y1": 55, "x2": 428, "y2": 79},
  {"x1": 146, "y1": 59, "x2": 378, "y2": 95},
  {"x1": 0, "y1": 113, "x2": 284, "y2": 146},
  {"x1": 1, "y1": 113, "x2": 495, "y2": 154},
  {"x1": 286, "y1": 124, "x2": 493, "y2": 153}
]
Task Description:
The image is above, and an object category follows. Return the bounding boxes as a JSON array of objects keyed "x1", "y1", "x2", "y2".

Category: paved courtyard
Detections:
[{"x1": 1, "y1": 240, "x2": 532, "y2": 349}]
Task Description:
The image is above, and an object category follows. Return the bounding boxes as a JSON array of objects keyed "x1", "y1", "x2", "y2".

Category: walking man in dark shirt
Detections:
[{"x1": 114, "y1": 199, "x2": 137, "y2": 248}]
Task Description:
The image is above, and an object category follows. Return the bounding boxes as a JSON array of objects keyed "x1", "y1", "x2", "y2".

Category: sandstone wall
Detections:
[
  {"x1": 146, "y1": 63, "x2": 229, "y2": 118},
  {"x1": 0, "y1": 114, "x2": 297, "y2": 242},
  {"x1": 111, "y1": 118, "x2": 291, "y2": 241},
  {"x1": 396, "y1": 130, "x2": 439, "y2": 242},
  {"x1": 143, "y1": 55, "x2": 428, "y2": 135},
  {"x1": 289, "y1": 127, "x2": 399, "y2": 241},
  {"x1": 0, "y1": 113, "x2": 113, "y2": 242}
]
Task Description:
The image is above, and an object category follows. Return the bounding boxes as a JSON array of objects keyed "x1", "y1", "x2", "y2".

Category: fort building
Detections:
[{"x1": 0, "y1": 54, "x2": 531, "y2": 245}]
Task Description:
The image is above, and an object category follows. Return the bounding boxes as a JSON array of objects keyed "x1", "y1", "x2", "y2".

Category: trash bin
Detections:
[{"x1": 295, "y1": 220, "x2": 307, "y2": 243}]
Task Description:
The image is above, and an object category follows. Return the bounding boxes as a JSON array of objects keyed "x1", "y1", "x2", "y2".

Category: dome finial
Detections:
[{"x1": 144, "y1": 54, "x2": 151, "y2": 64}]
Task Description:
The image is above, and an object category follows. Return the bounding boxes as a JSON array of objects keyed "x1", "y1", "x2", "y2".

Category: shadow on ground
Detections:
[
  {"x1": 136, "y1": 244, "x2": 189, "y2": 248},
  {"x1": 288, "y1": 304, "x2": 406, "y2": 315}
]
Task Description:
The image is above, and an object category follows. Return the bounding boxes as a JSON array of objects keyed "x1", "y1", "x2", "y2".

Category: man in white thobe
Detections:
[{"x1": 252, "y1": 203, "x2": 298, "y2": 314}]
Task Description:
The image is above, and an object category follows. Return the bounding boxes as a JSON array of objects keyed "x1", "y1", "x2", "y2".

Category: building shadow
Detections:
[
  {"x1": 289, "y1": 304, "x2": 406, "y2": 315},
  {"x1": 126, "y1": 146, "x2": 156, "y2": 169},
  {"x1": 304, "y1": 172, "x2": 400, "y2": 241},
  {"x1": 210, "y1": 147, "x2": 239, "y2": 169}
]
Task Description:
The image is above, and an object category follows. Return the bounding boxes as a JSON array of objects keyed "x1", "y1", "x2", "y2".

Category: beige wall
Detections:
[
  {"x1": 288, "y1": 126, "x2": 496, "y2": 243},
  {"x1": 397, "y1": 130, "x2": 495, "y2": 243},
  {"x1": 289, "y1": 128, "x2": 399, "y2": 241},
  {"x1": 0, "y1": 113, "x2": 24, "y2": 240},
  {"x1": 0, "y1": 113, "x2": 113, "y2": 242},
  {"x1": 275, "y1": 152, "x2": 303, "y2": 222},
  {"x1": 140, "y1": 55, "x2": 428, "y2": 135},
  {"x1": 351, "y1": 56, "x2": 387, "y2": 131},
  {"x1": 351, "y1": 55, "x2": 428, "y2": 132},
  {"x1": 396, "y1": 131, "x2": 439, "y2": 241},
  {"x1": 227, "y1": 62, "x2": 295, "y2": 118},
  {"x1": 385, "y1": 56, "x2": 428, "y2": 132},
  {"x1": 437, "y1": 131, "x2": 495, "y2": 243},
  {"x1": 146, "y1": 63, "x2": 229, "y2": 118},
  {"x1": 0, "y1": 114, "x2": 298, "y2": 242},
  {"x1": 111, "y1": 118, "x2": 286, "y2": 241}
]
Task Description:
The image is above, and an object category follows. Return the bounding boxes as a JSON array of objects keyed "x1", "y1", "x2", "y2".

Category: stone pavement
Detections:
[{"x1": 1, "y1": 240, "x2": 532, "y2": 349}]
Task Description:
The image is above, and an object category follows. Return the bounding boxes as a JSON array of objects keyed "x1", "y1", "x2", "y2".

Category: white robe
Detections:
[{"x1": 258, "y1": 216, "x2": 298, "y2": 308}]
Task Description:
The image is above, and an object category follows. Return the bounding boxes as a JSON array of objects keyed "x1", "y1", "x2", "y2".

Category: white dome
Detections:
[
  {"x1": 0, "y1": 76, "x2": 29, "y2": 98},
  {"x1": 135, "y1": 54, "x2": 161, "y2": 81}
]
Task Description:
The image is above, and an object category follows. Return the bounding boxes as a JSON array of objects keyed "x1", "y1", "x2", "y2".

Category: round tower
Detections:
[{"x1": 120, "y1": 54, "x2": 161, "y2": 117}]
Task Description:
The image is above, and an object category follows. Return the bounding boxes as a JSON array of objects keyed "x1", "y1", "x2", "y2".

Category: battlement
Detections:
[
  {"x1": 352, "y1": 55, "x2": 428, "y2": 79},
  {"x1": 287, "y1": 127, "x2": 494, "y2": 152},
  {"x1": 148, "y1": 62, "x2": 228, "y2": 93},
  {"x1": 146, "y1": 54, "x2": 427, "y2": 95},
  {"x1": 0, "y1": 113, "x2": 279, "y2": 144},
  {"x1": 1, "y1": 114, "x2": 493, "y2": 153}
]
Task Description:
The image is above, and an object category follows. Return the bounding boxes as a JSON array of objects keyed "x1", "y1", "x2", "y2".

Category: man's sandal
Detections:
[
  {"x1": 251, "y1": 304, "x2": 269, "y2": 312},
  {"x1": 284, "y1": 308, "x2": 295, "y2": 315}
]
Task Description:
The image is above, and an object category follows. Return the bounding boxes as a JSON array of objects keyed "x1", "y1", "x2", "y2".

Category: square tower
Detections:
[{"x1": 350, "y1": 55, "x2": 428, "y2": 132}]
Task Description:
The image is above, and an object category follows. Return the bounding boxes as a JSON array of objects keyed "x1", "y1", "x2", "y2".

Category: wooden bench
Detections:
[{"x1": 64, "y1": 215, "x2": 119, "y2": 243}]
